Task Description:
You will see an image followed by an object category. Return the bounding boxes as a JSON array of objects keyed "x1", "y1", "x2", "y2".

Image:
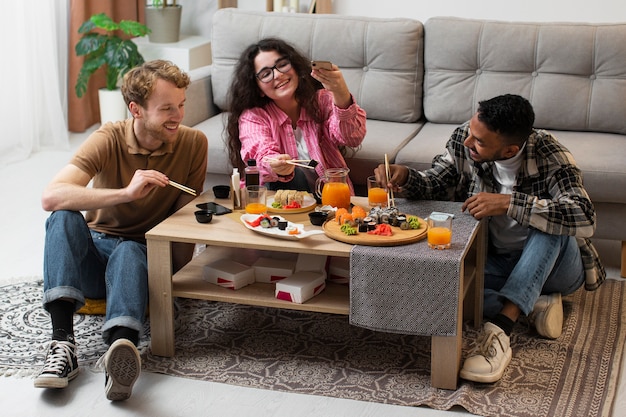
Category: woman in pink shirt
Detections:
[{"x1": 226, "y1": 38, "x2": 366, "y2": 194}]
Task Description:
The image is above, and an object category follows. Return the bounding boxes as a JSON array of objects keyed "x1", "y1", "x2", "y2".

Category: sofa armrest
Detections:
[{"x1": 182, "y1": 65, "x2": 221, "y2": 127}]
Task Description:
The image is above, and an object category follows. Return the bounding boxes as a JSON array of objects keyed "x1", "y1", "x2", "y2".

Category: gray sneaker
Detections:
[
  {"x1": 529, "y1": 293, "x2": 563, "y2": 339},
  {"x1": 34, "y1": 338, "x2": 79, "y2": 389},
  {"x1": 102, "y1": 338, "x2": 141, "y2": 401}
]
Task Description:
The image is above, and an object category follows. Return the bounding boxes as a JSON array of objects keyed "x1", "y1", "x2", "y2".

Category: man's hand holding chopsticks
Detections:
[
  {"x1": 374, "y1": 163, "x2": 409, "y2": 193},
  {"x1": 126, "y1": 169, "x2": 170, "y2": 200}
]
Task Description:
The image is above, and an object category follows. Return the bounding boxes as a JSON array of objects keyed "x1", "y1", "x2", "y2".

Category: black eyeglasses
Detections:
[{"x1": 255, "y1": 58, "x2": 292, "y2": 83}]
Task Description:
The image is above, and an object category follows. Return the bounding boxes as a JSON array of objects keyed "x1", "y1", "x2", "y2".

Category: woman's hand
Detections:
[
  {"x1": 268, "y1": 154, "x2": 296, "y2": 176},
  {"x1": 311, "y1": 64, "x2": 352, "y2": 109}
]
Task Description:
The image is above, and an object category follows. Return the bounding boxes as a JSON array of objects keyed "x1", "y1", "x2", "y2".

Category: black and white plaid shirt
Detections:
[{"x1": 403, "y1": 121, "x2": 606, "y2": 290}]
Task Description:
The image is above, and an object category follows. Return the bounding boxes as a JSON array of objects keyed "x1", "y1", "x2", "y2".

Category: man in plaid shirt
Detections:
[{"x1": 377, "y1": 94, "x2": 605, "y2": 383}]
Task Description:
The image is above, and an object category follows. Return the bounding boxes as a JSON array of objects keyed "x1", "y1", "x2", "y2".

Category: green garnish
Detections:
[
  {"x1": 407, "y1": 216, "x2": 420, "y2": 229},
  {"x1": 340, "y1": 224, "x2": 357, "y2": 235}
]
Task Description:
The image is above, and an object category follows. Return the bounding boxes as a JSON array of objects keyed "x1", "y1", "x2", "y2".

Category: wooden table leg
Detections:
[
  {"x1": 431, "y1": 219, "x2": 486, "y2": 390},
  {"x1": 147, "y1": 239, "x2": 176, "y2": 357},
  {"x1": 431, "y1": 272, "x2": 464, "y2": 389},
  {"x1": 620, "y1": 240, "x2": 626, "y2": 278},
  {"x1": 431, "y1": 332, "x2": 462, "y2": 389},
  {"x1": 473, "y1": 220, "x2": 486, "y2": 326}
]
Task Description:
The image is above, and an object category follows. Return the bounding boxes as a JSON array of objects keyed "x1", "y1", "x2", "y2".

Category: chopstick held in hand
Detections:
[
  {"x1": 263, "y1": 157, "x2": 319, "y2": 170},
  {"x1": 384, "y1": 154, "x2": 395, "y2": 207},
  {"x1": 168, "y1": 180, "x2": 197, "y2": 196}
]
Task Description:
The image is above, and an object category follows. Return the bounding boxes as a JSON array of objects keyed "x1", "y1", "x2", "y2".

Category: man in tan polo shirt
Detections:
[{"x1": 34, "y1": 60, "x2": 208, "y2": 400}]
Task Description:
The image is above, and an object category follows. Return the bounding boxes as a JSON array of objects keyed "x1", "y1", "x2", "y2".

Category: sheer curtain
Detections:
[{"x1": 0, "y1": 1, "x2": 70, "y2": 167}]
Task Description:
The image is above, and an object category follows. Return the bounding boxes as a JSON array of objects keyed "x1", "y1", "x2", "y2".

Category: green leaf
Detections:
[
  {"x1": 75, "y1": 33, "x2": 106, "y2": 56},
  {"x1": 119, "y1": 20, "x2": 151, "y2": 37},
  {"x1": 75, "y1": 56, "x2": 107, "y2": 97},
  {"x1": 90, "y1": 13, "x2": 119, "y2": 32},
  {"x1": 77, "y1": 19, "x2": 96, "y2": 34}
]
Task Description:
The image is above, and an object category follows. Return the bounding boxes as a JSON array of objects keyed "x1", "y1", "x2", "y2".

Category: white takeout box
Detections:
[
  {"x1": 203, "y1": 259, "x2": 255, "y2": 290},
  {"x1": 252, "y1": 257, "x2": 296, "y2": 283},
  {"x1": 275, "y1": 271, "x2": 326, "y2": 304},
  {"x1": 327, "y1": 256, "x2": 350, "y2": 285}
]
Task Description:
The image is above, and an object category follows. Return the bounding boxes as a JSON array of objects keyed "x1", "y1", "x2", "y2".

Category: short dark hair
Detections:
[{"x1": 477, "y1": 94, "x2": 535, "y2": 146}]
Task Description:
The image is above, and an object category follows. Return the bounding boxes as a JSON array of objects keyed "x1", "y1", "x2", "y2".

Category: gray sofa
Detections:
[{"x1": 182, "y1": 9, "x2": 626, "y2": 277}]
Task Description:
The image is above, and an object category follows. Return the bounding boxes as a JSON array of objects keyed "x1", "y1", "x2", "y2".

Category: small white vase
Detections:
[{"x1": 98, "y1": 88, "x2": 128, "y2": 125}]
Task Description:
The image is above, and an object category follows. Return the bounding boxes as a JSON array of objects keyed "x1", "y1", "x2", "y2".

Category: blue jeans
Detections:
[
  {"x1": 483, "y1": 228, "x2": 585, "y2": 319},
  {"x1": 42, "y1": 210, "x2": 148, "y2": 343}
]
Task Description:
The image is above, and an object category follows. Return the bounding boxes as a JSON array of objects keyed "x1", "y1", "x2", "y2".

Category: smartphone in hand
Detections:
[{"x1": 311, "y1": 60, "x2": 333, "y2": 70}]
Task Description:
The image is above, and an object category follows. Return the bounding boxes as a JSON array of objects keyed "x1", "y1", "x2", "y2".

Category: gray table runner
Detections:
[{"x1": 349, "y1": 200, "x2": 481, "y2": 337}]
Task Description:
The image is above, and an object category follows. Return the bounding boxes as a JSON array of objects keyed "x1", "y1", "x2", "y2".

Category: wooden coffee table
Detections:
[{"x1": 146, "y1": 192, "x2": 485, "y2": 390}]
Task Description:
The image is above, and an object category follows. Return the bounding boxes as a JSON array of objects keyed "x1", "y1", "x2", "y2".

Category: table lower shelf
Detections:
[{"x1": 172, "y1": 246, "x2": 350, "y2": 315}]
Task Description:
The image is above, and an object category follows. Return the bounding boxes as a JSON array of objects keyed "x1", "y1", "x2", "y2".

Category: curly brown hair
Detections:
[
  {"x1": 225, "y1": 38, "x2": 323, "y2": 172},
  {"x1": 121, "y1": 59, "x2": 190, "y2": 108}
]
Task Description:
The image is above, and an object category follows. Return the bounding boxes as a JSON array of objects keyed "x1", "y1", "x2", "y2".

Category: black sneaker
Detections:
[
  {"x1": 33, "y1": 337, "x2": 79, "y2": 389},
  {"x1": 101, "y1": 339, "x2": 141, "y2": 401}
]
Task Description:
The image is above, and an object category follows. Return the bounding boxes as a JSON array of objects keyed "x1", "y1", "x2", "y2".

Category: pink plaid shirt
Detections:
[{"x1": 238, "y1": 89, "x2": 366, "y2": 193}]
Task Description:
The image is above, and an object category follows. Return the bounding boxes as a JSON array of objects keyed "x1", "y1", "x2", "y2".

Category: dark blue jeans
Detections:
[
  {"x1": 42, "y1": 210, "x2": 147, "y2": 343},
  {"x1": 483, "y1": 228, "x2": 585, "y2": 318}
]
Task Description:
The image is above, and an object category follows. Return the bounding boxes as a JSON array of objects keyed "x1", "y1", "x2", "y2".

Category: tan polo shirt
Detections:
[{"x1": 71, "y1": 119, "x2": 208, "y2": 241}]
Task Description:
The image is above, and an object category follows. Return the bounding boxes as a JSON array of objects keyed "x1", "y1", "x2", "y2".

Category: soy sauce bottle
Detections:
[{"x1": 245, "y1": 159, "x2": 259, "y2": 186}]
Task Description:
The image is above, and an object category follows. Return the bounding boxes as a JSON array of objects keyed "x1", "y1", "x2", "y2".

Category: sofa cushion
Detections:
[
  {"x1": 395, "y1": 122, "x2": 454, "y2": 171},
  {"x1": 423, "y1": 17, "x2": 626, "y2": 135},
  {"x1": 211, "y1": 9, "x2": 424, "y2": 123},
  {"x1": 549, "y1": 130, "x2": 626, "y2": 204},
  {"x1": 193, "y1": 114, "x2": 231, "y2": 175},
  {"x1": 345, "y1": 119, "x2": 423, "y2": 190}
]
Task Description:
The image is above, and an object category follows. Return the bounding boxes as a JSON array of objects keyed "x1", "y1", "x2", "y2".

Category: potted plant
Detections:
[
  {"x1": 75, "y1": 13, "x2": 150, "y2": 123},
  {"x1": 145, "y1": 0, "x2": 182, "y2": 43}
]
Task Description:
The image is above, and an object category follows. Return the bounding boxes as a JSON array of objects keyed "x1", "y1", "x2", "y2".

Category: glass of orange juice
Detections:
[
  {"x1": 427, "y1": 213, "x2": 452, "y2": 249},
  {"x1": 367, "y1": 176, "x2": 388, "y2": 208},
  {"x1": 245, "y1": 185, "x2": 267, "y2": 214}
]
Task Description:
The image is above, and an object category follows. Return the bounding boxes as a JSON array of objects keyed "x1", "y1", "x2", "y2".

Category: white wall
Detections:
[
  {"x1": 181, "y1": 0, "x2": 624, "y2": 40},
  {"x1": 236, "y1": 0, "x2": 626, "y2": 23}
]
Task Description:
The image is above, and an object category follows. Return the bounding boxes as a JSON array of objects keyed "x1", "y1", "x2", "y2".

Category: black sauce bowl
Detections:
[
  {"x1": 212, "y1": 185, "x2": 231, "y2": 199},
  {"x1": 194, "y1": 209, "x2": 213, "y2": 224},
  {"x1": 308, "y1": 211, "x2": 328, "y2": 226}
]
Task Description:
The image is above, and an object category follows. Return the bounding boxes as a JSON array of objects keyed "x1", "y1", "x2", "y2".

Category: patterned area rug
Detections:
[{"x1": 1, "y1": 279, "x2": 624, "y2": 417}]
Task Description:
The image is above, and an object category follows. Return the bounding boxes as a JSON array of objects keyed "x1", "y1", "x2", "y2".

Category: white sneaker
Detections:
[
  {"x1": 460, "y1": 322, "x2": 512, "y2": 383},
  {"x1": 529, "y1": 293, "x2": 563, "y2": 339},
  {"x1": 101, "y1": 339, "x2": 141, "y2": 401}
]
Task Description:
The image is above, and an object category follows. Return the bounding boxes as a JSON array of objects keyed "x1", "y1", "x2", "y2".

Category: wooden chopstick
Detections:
[
  {"x1": 384, "y1": 154, "x2": 395, "y2": 207},
  {"x1": 286, "y1": 160, "x2": 316, "y2": 169},
  {"x1": 168, "y1": 180, "x2": 197, "y2": 196},
  {"x1": 263, "y1": 157, "x2": 317, "y2": 170}
]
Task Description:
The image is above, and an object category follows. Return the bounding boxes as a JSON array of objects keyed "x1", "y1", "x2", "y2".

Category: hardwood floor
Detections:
[{"x1": 0, "y1": 126, "x2": 624, "y2": 416}]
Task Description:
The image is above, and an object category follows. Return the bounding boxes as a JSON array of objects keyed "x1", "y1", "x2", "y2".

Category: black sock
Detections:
[
  {"x1": 490, "y1": 313, "x2": 515, "y2": 336},
  {"x1": 109, "y1": 326, "x2": 139, "y2": 346},
  {"x1": 47, "y1": 300, "x2": 75, "y2": 341}
]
